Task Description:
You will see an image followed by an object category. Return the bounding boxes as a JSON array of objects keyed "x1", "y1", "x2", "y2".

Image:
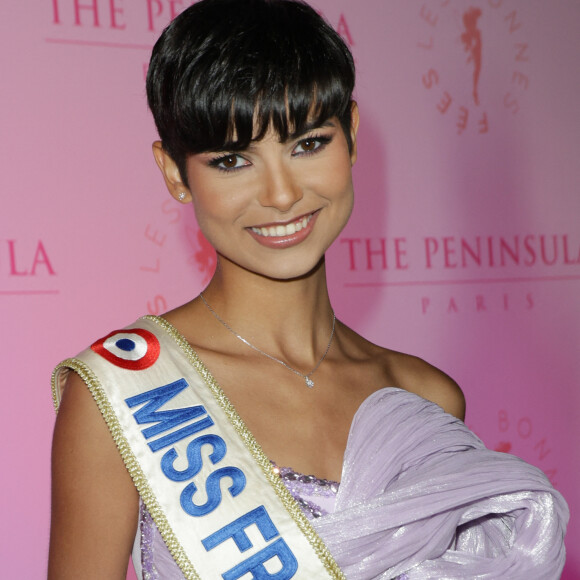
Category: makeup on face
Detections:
[
  {"x1": 181, "y1": 115, "x2": 355, "y2": 280},
  {"x1": 246, "y1": 210, "x2": 321, "y2": 249}
]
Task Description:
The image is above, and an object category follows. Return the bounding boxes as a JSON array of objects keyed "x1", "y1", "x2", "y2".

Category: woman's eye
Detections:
[
  {"x1": 299, "y1": 139, "x2": 318, "y2": 152},
  {"x1": 293, "y1": 135, "x2": 331, "y2": 156},
  {"x1": 209, "y1": 154, "x2": 248, "y2": 171}
]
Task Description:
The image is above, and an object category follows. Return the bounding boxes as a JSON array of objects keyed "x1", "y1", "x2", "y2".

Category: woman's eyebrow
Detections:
[
  {"x1": 211, "y1": 119, "x2": 338, "y2": 153},
  {"x1": 287, "y1": 119, "x2": 336, "y2": 140}
]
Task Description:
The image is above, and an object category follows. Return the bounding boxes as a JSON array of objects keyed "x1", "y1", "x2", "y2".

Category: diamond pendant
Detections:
[{"x1": 305, "y1": 377, "x2": 314, "y2": 388}]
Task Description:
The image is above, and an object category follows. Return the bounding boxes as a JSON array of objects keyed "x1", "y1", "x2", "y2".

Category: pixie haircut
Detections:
[{"x1": 146, "y1": 0, "x2": 356, "y2": 184}]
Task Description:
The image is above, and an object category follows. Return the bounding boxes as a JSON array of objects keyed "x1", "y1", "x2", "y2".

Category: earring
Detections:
[{"x1": 178, "y1": 192, "x2": 186, "y2": 201}]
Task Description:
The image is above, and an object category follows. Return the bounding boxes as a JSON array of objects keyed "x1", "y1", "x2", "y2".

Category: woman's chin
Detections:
[{"x1": 217, "y1": 253, "x2": 326, "y2": 283}]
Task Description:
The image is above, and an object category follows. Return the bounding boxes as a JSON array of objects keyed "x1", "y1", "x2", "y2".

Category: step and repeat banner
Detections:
[{"x1": 1, "y1": 1, "x2": 578, "y2": 577}]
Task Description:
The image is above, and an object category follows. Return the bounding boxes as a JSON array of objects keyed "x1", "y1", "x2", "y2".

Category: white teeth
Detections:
[{"x1": 251, "y1": 214, "x2": 313, "y2": 238}]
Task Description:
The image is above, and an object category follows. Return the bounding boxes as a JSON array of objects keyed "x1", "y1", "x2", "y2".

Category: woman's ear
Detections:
[
  {"x1": 152, "y1": 141, "x2": 192, "y2": 203},
  {"x1": 349, "y1": 101, "x2": 360, "y2": 166}
]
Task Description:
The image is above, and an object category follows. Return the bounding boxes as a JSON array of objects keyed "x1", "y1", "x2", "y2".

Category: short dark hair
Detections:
[{"x1": 146, "y1": 0, "x2": 356, "y2": 184}]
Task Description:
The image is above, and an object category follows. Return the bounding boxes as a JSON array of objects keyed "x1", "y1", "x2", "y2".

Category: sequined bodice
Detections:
[{"x1": 271, "y1": 462, "x2": 340, "y2": 519}]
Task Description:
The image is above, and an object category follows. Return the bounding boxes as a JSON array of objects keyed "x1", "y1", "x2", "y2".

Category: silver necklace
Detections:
[{"x1": 199, "y1": 292, "x2": 335, "y2": 388}]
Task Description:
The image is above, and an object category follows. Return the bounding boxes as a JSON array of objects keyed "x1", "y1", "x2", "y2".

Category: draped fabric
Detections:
[
  {"x1": 137, "y1": 386, "x2": 567, "y2": 578},
  {"x1": 313, "y1": 388, "x2": 568, "y2": 579}
]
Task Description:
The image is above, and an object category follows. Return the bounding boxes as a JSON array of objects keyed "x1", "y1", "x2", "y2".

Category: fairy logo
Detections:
[
  {"x1": 460, "y1": 7, "x2": 482, "y2": 106},
  {"x1": 417, "y1": 1, "x2": 531, "y2": 135},
  {"x1": 186, "y1": 227, "x2": 216, "y2": 285}
]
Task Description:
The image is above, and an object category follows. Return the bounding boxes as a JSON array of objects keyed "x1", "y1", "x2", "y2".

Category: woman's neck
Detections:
[{"x1": 198, "y1": 256, "x2": 335, "y2": 362}]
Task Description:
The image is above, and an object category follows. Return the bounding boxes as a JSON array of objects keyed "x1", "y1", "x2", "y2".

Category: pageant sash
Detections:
[{"x1": 52, "y1": 315, "x2": 343, "y2": 580}]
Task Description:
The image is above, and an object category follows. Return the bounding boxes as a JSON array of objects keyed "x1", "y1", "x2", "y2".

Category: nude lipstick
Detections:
[{"x1": 246, "y1": 210, "x2": 320, "y2": 249}]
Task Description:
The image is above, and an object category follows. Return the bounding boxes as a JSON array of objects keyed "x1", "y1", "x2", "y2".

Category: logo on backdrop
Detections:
[
  {"x1": 49, "y1": 1, "x2": 354, "y2": 37},
  {"x1": 470, "y1": 408, "x2": 557, "y2": 485},
  {"x1": 460, "y1": 7, "x2": 482, "y2": 106},
  {"x1": 47, "y1": 2, "x2": 354, "y2": 75},
  {"x1": 417, "y1": 0, "x2": 531, "y2": 135},
  {"x1": 186, "y1": 226, "x2": 217, "y2": 285},
  {"x1": 340, "y1": 233, "x2": 580, "y2": 314},
  {"x1": 138, "y1": 199, "x2": 218, "y2": 316},
  {"x1": 0, "y1": 239, "x2": 58, "y2": 296}
]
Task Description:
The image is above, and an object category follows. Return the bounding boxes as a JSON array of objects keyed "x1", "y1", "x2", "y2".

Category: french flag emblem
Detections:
[{"x1": 91, "y1": 328, "x2": 160, "y2": 370}]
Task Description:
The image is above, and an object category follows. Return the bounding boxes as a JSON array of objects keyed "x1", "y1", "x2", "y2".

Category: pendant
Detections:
[{"x1": 305, "y1": 377, "x2": 314, "y2": 388}]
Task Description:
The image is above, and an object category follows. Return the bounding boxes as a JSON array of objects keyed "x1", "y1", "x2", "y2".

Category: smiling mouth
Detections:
[{"x1": 250, "y1": 212, "x2": 315, "y2": 238}]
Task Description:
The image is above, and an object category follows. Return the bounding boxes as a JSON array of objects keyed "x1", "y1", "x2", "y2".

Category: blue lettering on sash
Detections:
[
  {"x1": 124, "y1": 379, "x2": 247, "y2": 516},
  {"x1": 147, "y1": 415, "x2": 215, "y2": 452},
  {"x1": 202, "y1": 506, "x2": 278, "y2": 551},
  {"x1": 161, "y1": 434, "x2": 226, "y2": 481},
  {"x1": 181, "y1": 466, "x2": 246, "y2": 516},
  {"x1": 125, "y1": 379, "x2": 210, "y2": 446},
  {"x1": 202, "y1": 506, "x2": 298, "y2": 579},
  {"x1": 124, "y1": 379, "x2": 296, "y2": 576},
  {"x1": 223, "y1": 539, "x2": 298, "y2": 580}
]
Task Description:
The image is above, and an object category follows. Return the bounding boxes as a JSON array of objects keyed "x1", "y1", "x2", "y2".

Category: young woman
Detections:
[{"x1": 49, "y1": 1, "x2": 567, "y2": 578}]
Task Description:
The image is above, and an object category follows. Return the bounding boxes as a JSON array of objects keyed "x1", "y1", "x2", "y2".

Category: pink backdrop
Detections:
[{"x1": 1, "y1": 1, "x2": 578, "y2": 577}]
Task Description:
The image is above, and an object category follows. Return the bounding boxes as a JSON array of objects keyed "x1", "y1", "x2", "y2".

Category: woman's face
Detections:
[{"x1": 159, "y1": 105, "x2": 359, "y2": 281}]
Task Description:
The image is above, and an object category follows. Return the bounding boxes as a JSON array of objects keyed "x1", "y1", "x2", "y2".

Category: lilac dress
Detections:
[{"x1": 132, "y1": 389, "x2": 568, "y2": 579}]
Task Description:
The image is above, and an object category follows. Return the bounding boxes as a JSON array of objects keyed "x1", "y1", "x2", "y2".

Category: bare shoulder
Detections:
[
  {"x1": 384, "y1": 349, "x2": 466, "y2": 420},
  {"x1": 336, "y1": 324, "x2": 465, "y2": 421},
  {"x1": 360, "y1": 347, "x2": 465, "y2": 421},
  {"x1": 49, "y1": 369, "x2": 138, "y2": 579}
]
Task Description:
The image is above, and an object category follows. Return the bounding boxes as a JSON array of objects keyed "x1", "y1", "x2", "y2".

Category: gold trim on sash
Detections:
[{"x1": 52, "y1": 358, "x2": 201, "y2": 579}]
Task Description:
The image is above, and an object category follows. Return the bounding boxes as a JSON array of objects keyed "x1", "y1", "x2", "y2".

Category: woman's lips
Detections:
[{"x1": 246, "y1": 210, "x2": 319, "y2": 248}]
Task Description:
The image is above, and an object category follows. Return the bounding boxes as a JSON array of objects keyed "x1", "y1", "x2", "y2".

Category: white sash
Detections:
[{"x1": 52, "y1": 315, "x2": 344, "y2": 580}]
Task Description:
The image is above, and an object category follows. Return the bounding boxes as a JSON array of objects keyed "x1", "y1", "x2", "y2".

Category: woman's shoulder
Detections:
[
  {"x1": 50, "y1": 364, "x2": 139, "y2": 577},
  {"x1": 385, "y1": 349, "x2": 465, "y2": 420},
  {"x1": 341, "y1": 325, "x2": 465, "y2": 420}
]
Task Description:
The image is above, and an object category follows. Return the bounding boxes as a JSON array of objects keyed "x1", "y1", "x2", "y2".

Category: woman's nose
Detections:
[{"x1": 258, "y1": 162, "x2": 303, "y2": 212}]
